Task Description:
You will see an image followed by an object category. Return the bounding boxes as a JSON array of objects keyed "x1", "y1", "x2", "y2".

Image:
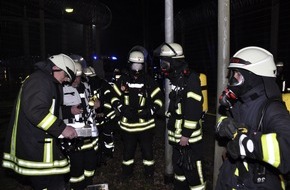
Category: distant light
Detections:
[
  {"x1": 65, "y1": 8, "x2": 74, "y2": 13},
  {"x1": 111, "y1": 56, "x2": 117, "y2": 60},
  {"x1": 93, "y1": 55, "x2": 98, "y2": 60}
]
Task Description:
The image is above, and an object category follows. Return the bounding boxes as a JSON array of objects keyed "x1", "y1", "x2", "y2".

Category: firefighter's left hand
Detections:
[{"x1": 226, "y1": 133, "x2": 256, "y2": 160}]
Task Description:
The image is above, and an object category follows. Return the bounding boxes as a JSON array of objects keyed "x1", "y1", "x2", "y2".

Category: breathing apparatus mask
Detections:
[
  {"x1": 130, "y1": 62, "x2": 144, "y2": 78},
  {"x1": 219, "y1": 58, "x2": 263, "y2": 108}
]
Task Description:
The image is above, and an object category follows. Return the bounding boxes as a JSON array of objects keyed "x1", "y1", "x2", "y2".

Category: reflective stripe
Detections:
[
  {"x1": 122, "y1": 159, "x2": 134, "y2": 166},
  {"x1": 2, "y1": 156, "x2": 69, "y2": 176},
  {"x1": 127, "y1": 83, "x2": 144, "y2": 88},
  {"x1": 3, "y1": 153, "x2": 69, "y2": 168},
  {"x1": 80, "y1": 138, "x2": 98, "y2": 150},
  {"x1": 11, "y1": 87, "x2": 23, "y2": 155},
  {"x1": 38, "y1": 113, "x2": 57, "y2": 130},
  {"x1": 112, "y1": 84, "x2": 122, "y2": 96},
  {"x1": 189, "y1": 182, "x2": 206, "y2": 190},
  {"x1": 154, "y1": 99, "x2": 163, "y2": 107},
  {"x1": 124, "y1": 95, "x2": 129, "y2": 105},
  {"x1": 184, "y1": 120, "x2": 198, "y2": 129},
  {"x1": 143, "y1": 159, "x2": 155, "y2": 166},
  {"x1": 84, "y1": 169, "x2": 95, "y2": 177},
  {"x1": 49, "y1": 99, "x2": 55, "y2": 114},
  {"x1": 168, "y1": 128, "x2": 203, "y2": 143},
  {"x1": 119, "y1": 119, "x2": 155, "y2": 132},
  {"x1": 196, "y1": 160, "x2": 204, "y2": 184},
  {"x1": 175, "y1": 174, "x2": 186, "y2": 181},
  {"x1": 187, "y1": 91, "x2": 202, "y2": 101},
  {"x1": 151, "y1": 88, "x2": 161, "y2": 98},
  {"x1": 43, "y1": 138, "x2": 53, "y2": 163},
  {"x1": 70, "y1": 174, "x2": 85, "y2": 183},
  {"x1": 261, "y1": 133, "x2": 280, "y2": 167},
  {"x1": 176, "y1": 103, "x2": 182, "y2": 115}
]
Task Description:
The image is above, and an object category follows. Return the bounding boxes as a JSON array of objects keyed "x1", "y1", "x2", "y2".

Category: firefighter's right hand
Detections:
[
  {"x1": 71, "y1": 105, "x2": 83, "y2": 115},
  {"x1": 215, "y1": 117, "x2": 247, "y2": 140},
  {"x1": 62, "y1": 126, "x2": 78, "y2": 139}
]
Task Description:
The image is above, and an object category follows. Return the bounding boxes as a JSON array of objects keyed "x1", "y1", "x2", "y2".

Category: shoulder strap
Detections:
[{"x1": 257, "y1": 98, "x2": 285, "y2": 132}]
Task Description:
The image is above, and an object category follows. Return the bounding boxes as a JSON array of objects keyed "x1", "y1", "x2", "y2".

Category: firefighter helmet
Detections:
[
  {"x1": 128, "y1": 51, "x2": 144, "y2": 63},
  {"x1": 69, "y1": 54, "x2": 87, "y2": 68},
  {"x1": 228, "y1": 46, "x2": 276, "y2": 78},
  {"x1": 49, "y1": 53, "x2": 76, "y2": 81},
  {"x1": 159, "y1": 43, "x2": 184, "y2": 59},
  {"x1": 74, "y1": 62, "x2": 83, "y2": 76}
]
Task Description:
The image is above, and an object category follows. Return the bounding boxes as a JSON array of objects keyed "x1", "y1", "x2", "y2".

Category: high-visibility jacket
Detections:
[
  {"x1": 2, "y1": 61, "x2": 70, "y2": 176},
  {"x1": 112, "y1": 74, "x2": 164, "y2": 132},
  {"x1": 216, "y1": 84, "x2": 290, "y2": 190},
  {"x1": 167, "y1": 72, "x2": 203, "y2": 146}
]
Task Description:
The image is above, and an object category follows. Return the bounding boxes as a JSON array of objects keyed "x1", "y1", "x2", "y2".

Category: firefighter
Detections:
[
  {"x1": 215, "y1": 46, "x2": 290, "y2": 189},
  {"x1": 111, "y1": 47, "x2": 164, "y2": 182},
  {"x1": 157, "y1": 43, "x2": 206, "y2": 190},
  {"x1": 85, "y1": 66, "x2": 118, "y2": 165},
  {"x1": 62, "y1": 55, "x2": 100, "y2": 190},
  {"x1": 2, "y1": 54, "x2": 78, "y2": 190}
]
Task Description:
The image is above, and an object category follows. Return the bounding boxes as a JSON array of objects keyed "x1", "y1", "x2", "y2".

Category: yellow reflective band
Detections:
[
  {"x1": 154, "y1": 99, "x2": 163, "y2": 107},
  {"x1": 84, "y1": 169, "x2": 95, "y2": 177},
  {"x1": 217, "y1": 116, "x2": 227, "y2": 123},
  {"x1": 124, "y1": 96, "x2": 129, "y2": 105},
  {"x1": 189, "y1": 182, "x2": 206, "y2": 190},
  {"x1": 151, "y1": 88, "x2": 161, "y2": 98},
  {"x1": 104, "y1": 89, "x2": 110, "y2": 95},
  {"x1": 49, "y1": 99, "x2": 55, "y2": 114},
  {"x1": 112, "y1": 84, "x2": 122, "y2": 96},
  {"x1": 70, "y1": 174, "x2": 85, "y2": 183},
  {"x1": 196, "y1": 160, "x2": 204, "y2": 184},
  {"x1": 43, "y1": 138, "x2": 53, "y2": 163},
  {"x1": 143, "y1": 160, "x2": 155, "y2": 166},
  {"x1": 111, "y1": 97, "x2": 119, "y2": 104},
  {"x1": 38, "y1": 113, "x2": 57, "y2": 130},
  {"x1": 174, "y1": 174, "x2": 186, "y2": 181},
  {"x1": 3, "y1": 153, "x2": 69, "y2": 168},
  {"x1": 140, "y1": 96, "x2": 145, "y2": 106},
  {"x1": 187, "y1": 91, "x2": 202, "y2": 101},
  {"x1": 176, "y1": 103, "x2": 182, "y2": 114},
  {"x1": 11, "y1": 87, "x2": 23, "y2": 155},
  {"x1": 122, "y1": 159, "x2": 134, "y2": 166},
  {"x1": 184, "y1": 120, "x2": 198, "y2": 129},
  {"x1": 261, "y1": 133, "x2": 280, "y2": 168}
]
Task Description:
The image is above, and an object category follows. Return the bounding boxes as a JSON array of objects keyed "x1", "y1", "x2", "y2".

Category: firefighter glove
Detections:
[
  {"x1": 227, "y1": 133, "x2": 256, "y2": 160},
  {"x1": 216, "y1": 117, "x2": 248, "y2": 140},
  {"x1": 177, "y1": 146, "x2": 196, "y2": 171}
]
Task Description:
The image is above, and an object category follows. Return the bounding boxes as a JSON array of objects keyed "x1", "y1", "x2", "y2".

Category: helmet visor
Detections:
[{"x1": 227, "y1": 69, "x2": 245, "y2": 87}]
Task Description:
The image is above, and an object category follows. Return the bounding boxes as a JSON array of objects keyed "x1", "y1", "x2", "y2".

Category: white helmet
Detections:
[
  {"x1": 128, "y1": 51, "x2": 144, "y2": 63},
  {"x1": 83, "y1": 66, "x2": 96, "y2": 77},
  {"x1": 69, "y1": 54, "x2": 87, "y2": 68},
  {"x1": 49, "y1": 53, "x2": 76, "y2": 81},
  {"x1": 228, "y1": 46, "x2": 276, "y2": 78},
  {"x1": 74, "y1": 62, "x2": 83, "y2": 76},
  {"x1": 159, "y1": 43, "x2": 184, "y2": 59}
]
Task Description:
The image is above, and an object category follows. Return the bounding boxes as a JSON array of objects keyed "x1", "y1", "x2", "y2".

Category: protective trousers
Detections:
[
  {"x1": 172, "y1": 143, "x2": 205, "y2": 190},
  {"x1": 28, "y1": 175, "x2": 66, "y2": 190},
  {"x1": 68, "y1": 149, "x2": 97, "y2": 190},
  {"x1": 121, "y1": 128, "x2": 154, "y2": 177}
]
